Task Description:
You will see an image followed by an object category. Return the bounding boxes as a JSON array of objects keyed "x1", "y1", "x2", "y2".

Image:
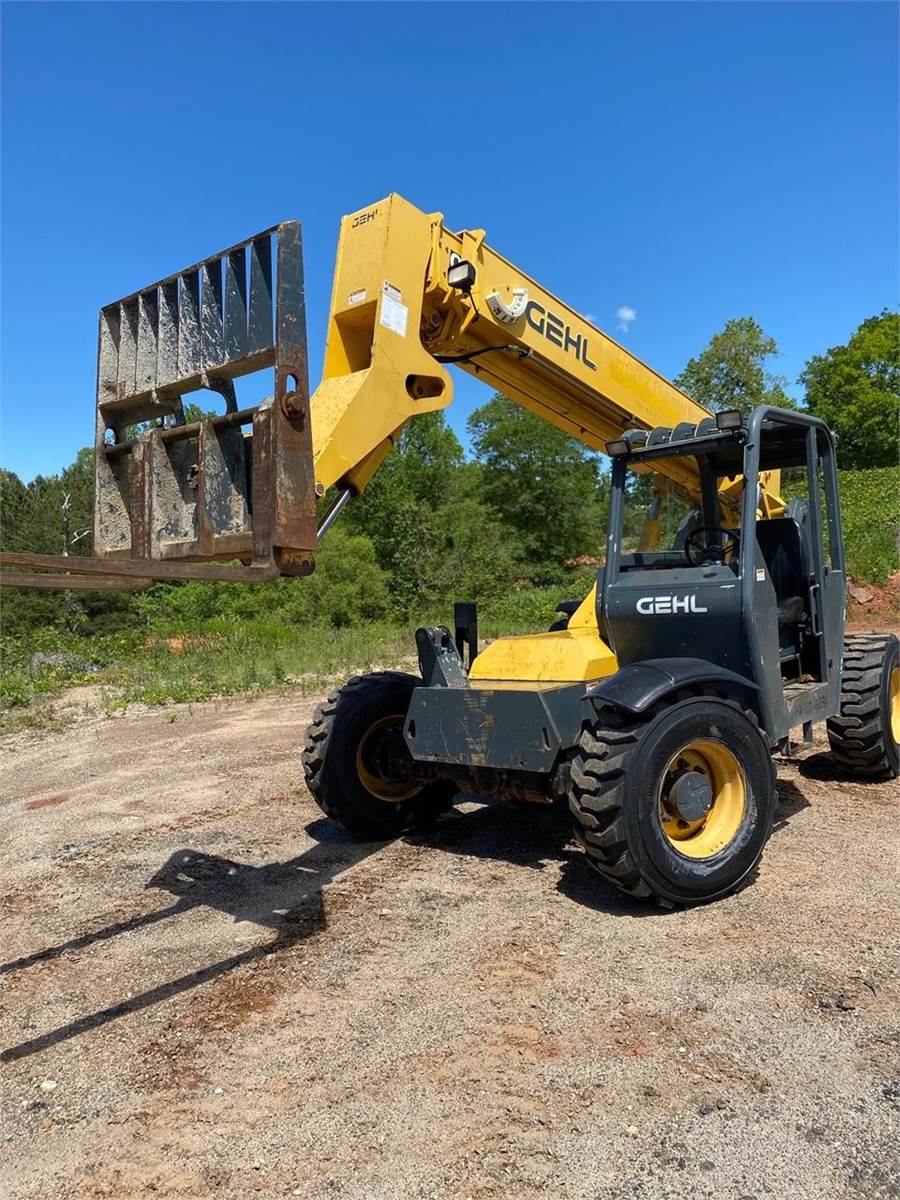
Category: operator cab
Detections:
[{"x1": 601, "y1": 407, "x2": 846, "y2": 744}]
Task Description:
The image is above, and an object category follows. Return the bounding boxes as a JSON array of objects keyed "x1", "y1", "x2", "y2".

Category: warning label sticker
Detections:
[{"x1": 379, "y1": 281, "x2": 408, "y2": 336}]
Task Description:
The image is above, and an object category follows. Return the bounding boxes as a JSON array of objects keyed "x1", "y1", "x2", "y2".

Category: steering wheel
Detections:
[{"x1": 684, "y1": 525, "x2": 741, "y2": 567}]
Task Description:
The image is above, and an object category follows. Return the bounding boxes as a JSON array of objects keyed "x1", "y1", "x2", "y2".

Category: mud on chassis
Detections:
[{"x1": 303, "y1": 407, "x2": 900, "y2": 907}]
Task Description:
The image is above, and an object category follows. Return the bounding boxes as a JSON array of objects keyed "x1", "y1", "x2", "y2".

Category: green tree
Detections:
[
  {"x1": 345, "y1": 412, "x2": 473, "y2": 617},
  {"x1": 427, "y1": 497, "x2": 523, "y2": 606},
  {"x1": 800, "y1": 310, "x2": 900, "y2": 468},
  {"x1": 0, "y1": 469, "x2": 28, "y2": 549},
  {"x1": 467, "y1": 395, "x2": 605, "y2": 578},
  {"x1": 1, "y1": 447, "x2": 141, "y2": 635},
  {"x1": 0, "y1": 468, "x2": 66, "y2": 636},
  {"x1": 676, "y1": 317, "x2": 790, "y2": 414},
  {"x1": 348, "y1": 411, "x2": 464, "y2": 541}
]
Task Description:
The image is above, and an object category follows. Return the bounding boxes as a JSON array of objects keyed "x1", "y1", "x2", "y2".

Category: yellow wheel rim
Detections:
[
  {"x1": 658, "y1": 739, "x2": 747, "y2": 859},
  {"x1": 355, "y1": 715, "x2": 423, "y2": 803},
  {"x1": 890, "y1": 665, "x2": 900, "y2": 745}
]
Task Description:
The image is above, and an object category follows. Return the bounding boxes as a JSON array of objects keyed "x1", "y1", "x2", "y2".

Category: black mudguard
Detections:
[{"x1": 587, "y1": 657, "x2": 758, "y2": 716}]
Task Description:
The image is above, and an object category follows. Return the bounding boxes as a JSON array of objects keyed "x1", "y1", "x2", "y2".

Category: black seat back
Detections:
[{"x1": 755, "y1": 518, "x2": 808, "y2": 603}]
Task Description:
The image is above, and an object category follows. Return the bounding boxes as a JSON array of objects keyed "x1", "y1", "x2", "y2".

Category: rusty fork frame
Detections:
[{"x1": 2, "y1": 223, "x2": 318, "y2": 591}]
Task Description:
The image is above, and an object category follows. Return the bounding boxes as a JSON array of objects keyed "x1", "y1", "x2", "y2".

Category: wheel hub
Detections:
[
  {"x1": 669, "y1": 770, "x2": 714, "y2": 822},
  {"x1": 658, "y1": 740, "x2": 747, "y2": 859},
  {"x1": 356, "y1": 715, "x2": 423, "y2": 803}
]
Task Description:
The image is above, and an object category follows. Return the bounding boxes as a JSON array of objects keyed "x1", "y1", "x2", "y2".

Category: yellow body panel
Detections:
[
  {"x1": 469, "y1": 626, "x2": 617, "y2": 684},
  {"x1": 464, "y1": 585, "x2": 614, "y2": 685},
  {"x1": 567, "y1": 585, "x2": 599, "y2": 629},
  {"x1": 312, "y1": 196, "x2": 453, "y2": 494}
]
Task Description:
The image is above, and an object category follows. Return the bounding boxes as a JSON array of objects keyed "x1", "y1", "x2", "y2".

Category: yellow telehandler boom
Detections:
[{"x1": 313, "y1": 193, "x2": 712, "y2": 500}]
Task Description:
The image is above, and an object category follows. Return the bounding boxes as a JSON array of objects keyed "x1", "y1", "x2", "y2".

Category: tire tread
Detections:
[
  {"x1": 568, "y1": 693, "x2": 770, "y2": 905},
  {"x1": 827, "y1": 634, "x2": 899, "y2": 779},
  {"x1": 302, "y1": 671, "x2": 454, "y2": 835}
]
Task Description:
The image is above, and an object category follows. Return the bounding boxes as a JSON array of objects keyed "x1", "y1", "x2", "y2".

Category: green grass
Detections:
[
  {"x1": 109, "y1": 621, "x2": 417, "y2": 707},
  {"x1": 0, "y1": 622, "x2": 410, "y2": 719},
  {"x1": 0, "y1": 585, "x2": 578, "y2": 724},
  {"x1": 837, "y1": 466, "x2": 899, "y2": 587}
]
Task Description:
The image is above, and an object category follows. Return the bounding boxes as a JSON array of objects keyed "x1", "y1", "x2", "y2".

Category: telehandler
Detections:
[{"x1": 4, "y1": 195, "x2": 897, "y2": 905}]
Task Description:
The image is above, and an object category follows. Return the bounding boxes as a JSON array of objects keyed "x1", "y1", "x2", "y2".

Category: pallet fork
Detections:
[{"x1": 2, "y1": 224, "x2": 318, "y2": 590}]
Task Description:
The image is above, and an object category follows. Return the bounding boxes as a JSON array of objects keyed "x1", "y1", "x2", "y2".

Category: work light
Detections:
[
  {"x1": 716, "y1": 409, "x2": 744, "y2": 431},
  {"x1": 448, "y1": 259, "x2": 476, "y2": 291}
]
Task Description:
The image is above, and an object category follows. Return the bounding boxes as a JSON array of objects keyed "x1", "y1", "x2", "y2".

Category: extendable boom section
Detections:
[
  {"x1": 313, "y1": 194, "x2": 710, "y2": 501},
  {"x1": 312, "y1": 194, "x2": 781, "y2": 515}
]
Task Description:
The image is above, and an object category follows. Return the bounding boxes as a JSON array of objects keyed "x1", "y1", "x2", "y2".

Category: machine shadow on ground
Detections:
[
  {"x1": 413, "y1": 779, "x2": 813, "y2": 910},
  {"x1": 405, "y1": 798, "x2": 656, "y2": 918},
  {"x1": 0, "y1": 821, "x2": 383, "y2": 1064},
  {"x1": 772, "y1": 777, "x2": 812, "y2": 829},
  {"x1": 797, "y1": 751, "x2": 883, "y2": 783},
  {"x1": 0, "y1": 782, "x2": 814, "y2": 1064}
]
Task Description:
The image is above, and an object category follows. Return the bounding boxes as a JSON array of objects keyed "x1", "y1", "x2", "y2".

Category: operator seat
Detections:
[{"x1": 755, "y1": 518, "x2": 809, "y2": 628}]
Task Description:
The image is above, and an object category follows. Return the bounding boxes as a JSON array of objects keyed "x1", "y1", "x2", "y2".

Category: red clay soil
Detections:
[{"x1": 846, "y1": 572, "x2": 900, "y2": 632}]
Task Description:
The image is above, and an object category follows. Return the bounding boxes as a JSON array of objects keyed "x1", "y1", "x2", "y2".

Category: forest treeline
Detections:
[{"x1": 1, "y1": 310, "x2": 897, "y2": 639}]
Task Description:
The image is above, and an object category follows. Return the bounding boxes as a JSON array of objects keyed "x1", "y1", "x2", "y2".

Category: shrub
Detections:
[
  {"x1": 838, "y1": 466, "x2": 899, "y2": 586},
  {"x1": 134, "y1": 527, "x2": 391, "y2": 630},
  {"x1": 303, "y1": 527, "x2": 391, "y2": 626},
  {"x1": 480, "y1": 582, "x2": 592, "y2": 636},
  {"x1": 0, "y1": 668, "x2": 31, "y2": 708}
]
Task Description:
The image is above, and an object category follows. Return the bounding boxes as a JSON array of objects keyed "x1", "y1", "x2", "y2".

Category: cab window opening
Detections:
[{"x1": 614, "y1": 460, "x2": 743, "y2": 575}]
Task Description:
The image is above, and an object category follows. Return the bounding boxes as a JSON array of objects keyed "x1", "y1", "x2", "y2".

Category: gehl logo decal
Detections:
[
  {"x1": 351, "y1": 208, "x2": 378, "y2": 228},
  {"x1": 636, "y1": 594, "x2": 709, "y2": 615},
  {"x1": 525, "y1": 301, "x2": 597, "y2": 370}
]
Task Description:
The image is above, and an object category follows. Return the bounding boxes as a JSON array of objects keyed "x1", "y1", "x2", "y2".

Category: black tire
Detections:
[
  {"x1": 568, "y1": 694, "x2": 776, "y2": 906},
  {"x1": 827, "y1": 634, "x2": 899, "y2": 779},
  {"x1": 302, "y1": 671, "x2": 456, "y2": 838}
]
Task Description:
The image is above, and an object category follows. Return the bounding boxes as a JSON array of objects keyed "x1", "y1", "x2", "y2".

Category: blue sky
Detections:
[{"x1": 2, "y1": 1, "x2": 897, "y2": 481}]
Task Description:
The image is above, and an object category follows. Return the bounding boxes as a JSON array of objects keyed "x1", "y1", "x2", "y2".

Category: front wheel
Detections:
[
  {"x1": 568, "y1": 694, "x2": 776, "y2": 905},
  {"x1": 302, "y1": 671, "x2": 456, "y2": 838}
]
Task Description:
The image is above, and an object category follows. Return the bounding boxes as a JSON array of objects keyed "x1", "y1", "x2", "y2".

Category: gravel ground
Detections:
[{"x1": 0, "y1": 687, "x2": 898, "y2": 1200}]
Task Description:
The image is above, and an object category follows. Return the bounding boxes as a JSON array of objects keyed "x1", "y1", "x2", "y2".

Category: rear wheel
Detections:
[
  {"x1": 302, "y1": 671, "x2": 456, "y2": 837},
  {"x1": 568, "y1": 694, "x2": 776, "y2": 905},
  {"x1": 827, "y1": 634, "x2": 899, "y2": 778}
]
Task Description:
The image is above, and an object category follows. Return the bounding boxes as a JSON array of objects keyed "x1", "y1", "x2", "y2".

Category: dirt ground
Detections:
[{"x1": 1, "y1": 682, "x2": 898, "y2": 1200}]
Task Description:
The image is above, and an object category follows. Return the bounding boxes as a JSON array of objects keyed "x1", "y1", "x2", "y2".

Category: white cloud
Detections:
[{"x1": 615, "y1": 305, "x2": 637, "y2": 333}]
